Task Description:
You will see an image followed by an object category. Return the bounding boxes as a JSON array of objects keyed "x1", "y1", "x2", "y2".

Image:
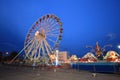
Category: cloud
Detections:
[{"x1": 106, "y1": 33, "x2": 116, "y2": 41}]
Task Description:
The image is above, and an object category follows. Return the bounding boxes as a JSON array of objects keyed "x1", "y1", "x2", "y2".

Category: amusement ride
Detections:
[
  {"x1": 10, "y1": 14, "x2": 63, "y2": 66},
  {"x1": 24, "y1": 14, "x2": 63, "y2": 65},
  {"x1": 86, "y1": 42, "x2": 112, "y2": 60}
]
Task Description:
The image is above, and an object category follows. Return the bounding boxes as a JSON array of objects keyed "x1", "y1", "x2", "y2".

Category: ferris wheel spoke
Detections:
[
  {"x1": 47, "y1": 22, "x2": 59, "y2": 31},
  {"x1": 37, "y1": 42, "x2": 41, "y2": 58},
  {"x1": 26, "y1": 47, "x2": 33, "y2": 57},
  {"x1": 25, "y1": 38, "x2": 34, "y2": 48},
  {"x1": 44, "y1": 23, "x2": 52, "y2": 32},
  {"x1": 47, "y1": 27, "x2": 59, "y2": 34},
  {"x1": 28, "y1": 40, "x2": 36, "y2": 58},
  {"x1": 46, "y1": 25, "x2": 59, "y2": 32},
  {"x1": 31, "y1": 41, "x2": 40, "y2": 59},
  {"x1": 25, "y1": 39, "x2": 35, "y2": 56},
  {"x1": 26, "y1": 39, "x2": 38, "y2": 58},
  {"x1": 27, "y1": 37, "x2": 36, "y2": 47},
  {"x1": 47, "y1": 17, "x2": 55, "y2": 24},
  {"x1": 31, "y1": 41, "x2": 37, "y2": 56},
  {"x1": 45, "y1": 24, "x2": 50, "y2": 33},
  {"x1": 43, "y1": 40, "x2": 51, "y2": 55},
  {"x1": 44, "y1": 40, "x2": 52, "y2": 52},
  {"x1": 46, "y1": 37, "x2": 56, "y2": 43},
  {"x1": 47, "y1": 27, "x2": 60, "y2": 33},
  {"x1": 46, "y1": 17, "x2": 51, "y2": 23},
  {"x1": 41, "y1": 21, "x2": 46, "y2": 29},
  {"x1": 47, "y1": 33, "x2": 59, "y2": 38},
  {"x1": 38, "y1": 43, "x2": 42, "y2": 58},
  {"x1": 51, "y1": 21, "x2": 59, "y2": 27},
  {"x1": 41, "y1": 42, "x2": 46, "y2": 57},
  {"x1": 47, "y1": 36, "x2": 58, "y2": 41},
  {"x1": 38, "y1": 26, "x2": 44, "y2": 32},
  {"x1": 42, "y1": 22, "x2": 53, "y2": 32},
  {"x1": 46, "y1": 28, "x2": 60, "y2": 34},
  {"x1": 46, "y1": 18, "x2": 58, "y2": 29},
  {"x1": 46, "y1": 33, "x2": 59, "y2": 37},
  {"x1": 31, "y1": 50, "x2": 35, "y2": 58},
  {"x1": 48, "y1": 18, "x2": 58, "y2": 26},
  {"x1": 34, "y1": 41, "x2": 42, "y2": 60},
  {"x1": 42, "y1": 17, "x2": 49, "y2": 26}
]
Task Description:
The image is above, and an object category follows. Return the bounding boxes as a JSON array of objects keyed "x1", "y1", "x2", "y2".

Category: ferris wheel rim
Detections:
[{"x1": 24, "y1": 14, "x2": 63, "y2": 61}]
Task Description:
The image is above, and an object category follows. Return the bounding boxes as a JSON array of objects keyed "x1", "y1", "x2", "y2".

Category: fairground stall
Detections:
[{"x1": 71, "y1": 51, "x2": 120, "y2": 73}]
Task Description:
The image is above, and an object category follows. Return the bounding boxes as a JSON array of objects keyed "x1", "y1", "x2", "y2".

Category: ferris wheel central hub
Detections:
[{"x1": 35, "y1": 30, "x2": 46, "y2": 40}]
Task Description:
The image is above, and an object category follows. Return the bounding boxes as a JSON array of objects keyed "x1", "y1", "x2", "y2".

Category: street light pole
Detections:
[{"x1": 55, "y1": 50, "x2": 59, "y2": 66}]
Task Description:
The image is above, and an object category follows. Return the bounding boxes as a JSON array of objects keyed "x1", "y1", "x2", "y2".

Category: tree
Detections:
[
  {"x1": 0, "y1": 51, "x2": 3, "y2": 63},
  {"x1": 9, "y1": 51, "x2": 18, "y2": 60}
]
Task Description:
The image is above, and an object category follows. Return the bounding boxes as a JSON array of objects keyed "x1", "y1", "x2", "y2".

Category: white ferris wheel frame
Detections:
[{"x1": 24, "y1": 14, "x2": 63, "y2": 62}]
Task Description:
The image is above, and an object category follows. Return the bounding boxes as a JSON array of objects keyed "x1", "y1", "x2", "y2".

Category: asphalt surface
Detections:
[{"x1": 0, "y1": 64, "x2": 120, "y2": 80}]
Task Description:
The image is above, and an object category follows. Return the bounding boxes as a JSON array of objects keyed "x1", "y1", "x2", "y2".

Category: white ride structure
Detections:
[{"x1": 24, "y1": 14, "x2": 63, "y2": 65}]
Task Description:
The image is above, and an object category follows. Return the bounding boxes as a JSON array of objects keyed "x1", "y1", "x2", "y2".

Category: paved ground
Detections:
[{"x1": 0, "y1": 64, "x2": 120, "y2": 80}]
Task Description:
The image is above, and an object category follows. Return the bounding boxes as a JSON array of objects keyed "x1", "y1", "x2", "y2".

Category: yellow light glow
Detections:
[{"x1": 35, "y1": 31, "x2": 39, "y2": 36}]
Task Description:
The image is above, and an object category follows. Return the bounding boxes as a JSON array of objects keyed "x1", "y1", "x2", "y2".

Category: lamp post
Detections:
[
  {"x1": 55, "y1": 50, "x2": 59, "y2": 66},
  {"x1": 117, "y1": 45, "x2": 120, "y2": 55},
  {"x1": 6, "y1": 52, "x2": 9, "y2": 55},
  {"x1": 54, "y1": 50, "x2": 59, "y2": 72},
  {"x1": 117, "y1": 45, "x2": 120, "y2": 49}
]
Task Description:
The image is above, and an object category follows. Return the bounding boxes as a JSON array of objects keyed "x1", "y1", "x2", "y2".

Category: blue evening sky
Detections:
[{"x1": 0, "y1": 0, "x2": 120, "y2": 57}]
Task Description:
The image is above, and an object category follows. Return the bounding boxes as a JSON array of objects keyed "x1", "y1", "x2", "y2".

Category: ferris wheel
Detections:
[{"x1": 24, "y1": 14, "x2": 63, "y2": 62}]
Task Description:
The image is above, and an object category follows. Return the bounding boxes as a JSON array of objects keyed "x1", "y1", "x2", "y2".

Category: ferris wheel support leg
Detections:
[
  {"x1": 9, "y1": 48, "x2": 25, "y2": 64},
  {"x1": 9, "y1": 40, "x2": 32, "y2": 64}
]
